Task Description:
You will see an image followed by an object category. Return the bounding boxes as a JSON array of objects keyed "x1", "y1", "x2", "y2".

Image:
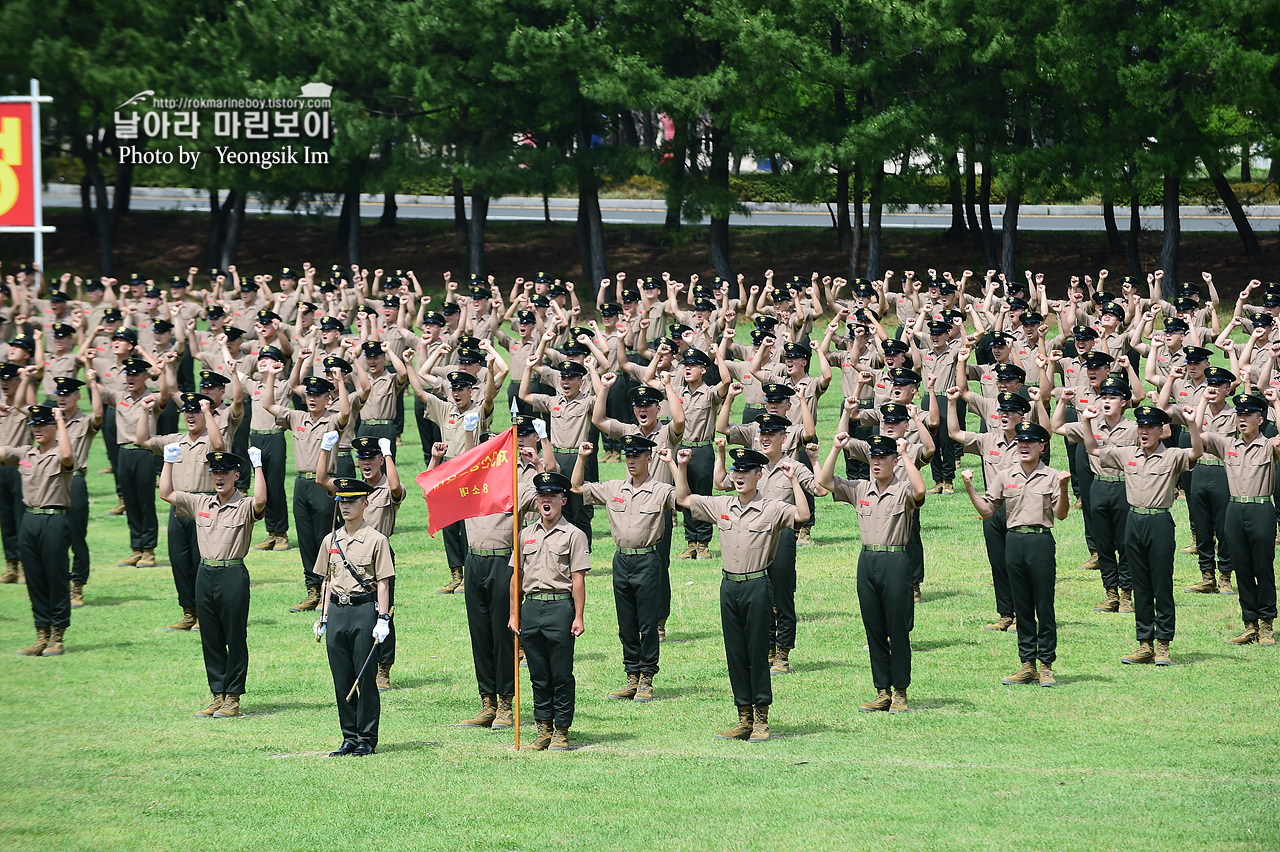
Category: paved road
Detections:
[{"x1": 42, "y1": 184, "x2": 1280, "y2": 233}]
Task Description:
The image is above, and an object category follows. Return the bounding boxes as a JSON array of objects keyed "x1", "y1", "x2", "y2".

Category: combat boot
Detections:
[
  {"x1": 913, "y1": 583, "x2": 922, "y2": 604},
  {"x1": 1227, "y1": 621, "x2": 1259, "y2": 645},
  {"x1": 459, "y1": 694, "x2": 498, "y2": 727},
  {"x1": 1179, "y1": 541, "x2": 1197, "y2": 555},
  {"x1": 1039, "y1": 663, "x2": 1056, "y2": 687},
  {"x1": 15, "y1": 563, "x2": 23, "y2": 583},
  {"x1": 436, "y1": 566, "x2": 463, "y2": 594},
  {"x1": 926, "y1": 481, "x2": 945, "y2": 494},
  {"x1": 213, "y1": 694, "x2": 240, "y2": 717},
  {"x1": 549, "y1": 725, "x2": 571, "y2": 751},
  {"x1": 888, "y1": 688, "x2": 908, "y2": 714},
  {"x1": 634, "y1": 673, "x2": 655, "y2": 702},
  {"x1": 118, "y1": 550, "x2": 143, "y2": 567},
  {"x1": 254, "y1": 532, "x2": 277, "y2": 550},
  {"x1": 1078, "y1": 552, "x2": 1100, "y2": 571},
  {"x1": 167, "y1": 607, "x2": 199, "y2": 631},
  {"x1": 941, "y1": 481, "x2": 955, "y2": 495},
  {"x1": 768, "y1": 644, "x2": 777, "y2": 666},
  {"x1": 1154, "y1": 639, "x2": 1172, "y2": 666},
  {"x1": 657, "y1": 618, "x2": 667, "y2": 642},
  {"x1": 771, "y1": 648, "x2": 791, "y2": 674},
  {"x1": 194, "y1": 693, "x2": 225, "y2": 718},
  {"x1": 1218, "y1": 571, "x2": 1235, "y2": 595},
  {"x1": 748, "y1": 705, "x2": 771, "y2": 742},
  {"x1": 1094, "y1": 587, "x2": 1120, "y2": 613},
  {"x1": 985, "y1": 613, "x2": 1016, "y2": 632},
  {"x1": 70, "y1": 583, "x2": 85, "y2": 608},
  {"x1": 524, "y1": 720, "x2": 552, "y2": 750},
  {"x1": 136, "y1": 549, "x2": 157, "y2": 568},
  {"x1": 106, "y1": 497, "x2": 126, "y2": 515},
  {"x1": 1259, "y1": 619, "x2": 1275, "y2": 646},
  {"x1": 1121, "y1": 640, "x2": 1155, "y2": 664},
  {"x1": 0, "y1": 560, "x2": 17, "y2": 583},
  {"x1": 42, "y1": 626, "x2": 65, "y2": 656},
  {"x1": 675, "y1": 543, "x2": 699, "y2": 559},
  {"x1": 1118, "y1": 588, "x2": 1134, "y2": 613},
  {"x1": 17, "y1": 627, "x2": 49, "y2": 656},
  {"x1": 695, "y1": 542, "x2": 711, "y2": 559},
  {"x1": 1001, "y1": 660, "x2": 1039, "y2": 685},
  {"x1": 715, "y1": 705, "x2": 754, "y2": 739},
  {"x1": 1185, "y1": 570, "x2": 1217, "y2": 593},
  {"x1": 797, "y1": 527, "x2": 813, "y2": 546},
  {"x1": 289, "y1": 584, "x2": 322, "y2": 613},
  {"x1": 859, "y1": 689, "x2": 892, "y2": 712},
  {"x1": 376, "y1": 663, "x2": 392, "y2": 691},
  {"x1": 492, "y1": 695, "x2": 514, "y2": 728},
  {"x1": 608, "y1": 672, "x2": 639, "y2": 700}
]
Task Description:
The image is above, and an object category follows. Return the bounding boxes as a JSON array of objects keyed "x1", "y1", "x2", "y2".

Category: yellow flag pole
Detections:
[{"x1": 511, "y1": 426, "x2": 522, "y2": 751}]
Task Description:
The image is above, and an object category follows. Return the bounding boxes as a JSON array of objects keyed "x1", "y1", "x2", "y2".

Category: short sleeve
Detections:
[
  {"x1": 829, "y1": 476, "x2": 862, "y2": 506},
  {"x1": 313, "y1": 533, "x2": 333, "y2": 579},
  {"x1": 1097, "y1": 446, "x2": 1124, "y2": 469},
  {"x1": 568, "y1": 528, "x2": 591, "y2": 574},
  {"x1": 373, "y1": 537, "x2": 395, "y2": 580},
  {"x1": 1202, "y1": 431, "x2": 1228, "y2": 459},
  {"x1": 959, "y1": 431, "x2": 982, "y2": 455},
  {"x1": 579, "y1": 480, "x2": 608, "y2": 506},
  {"x1": 684, "y1": 495, "x2": 718, "y2": 524},
  {"x1": 169, "y1": 491, "x2": 199, "y2": 520},
  {"x1": 524, "y1": 393, "x2": 553, "y2": 414},
  {"x1": 1059, "y1": 421, "x2": 1085, "y2": 443},
  {"x1": 982, "y1": 470, "x2": 1006, "y2": 507}
]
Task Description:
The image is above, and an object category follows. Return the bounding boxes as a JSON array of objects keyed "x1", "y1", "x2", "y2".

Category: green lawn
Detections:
[{"x1": 2, "y1": 385, "x2": 1278, "y2": 852}]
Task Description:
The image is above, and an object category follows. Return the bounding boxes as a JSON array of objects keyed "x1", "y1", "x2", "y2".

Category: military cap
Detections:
[
  {"x1": 102, "y1": 307, "x2": 124, "y2": 321},
  {"x1": 996, "y1": 392, "x2": 1031, "y2": 413},
  {"x1": 630, "y1": 386, "x2": 664, "y2": 406},
  {"x1": 1021, "y1": 311, "x2": 1044, "y2": 326},
  {"x1": 1100, "y1": 302, "x2": 1126, "y2": 319},
  {"x1": 299, "y1": 301, "x2": 318, "y2": 314},
  {"x1": 888, "y1": 367, "x2": 922, "y2": 385},
  {"x1": 1203, "y1": 366, "x2": 1235, "y2": 386},
  {"x1": 514, "y1": 414, "x2": 539, "y2": 435},
  {"x1": 761, "y1": 382, "x2": 795, "y2": 401},
  {"x1": 50, "y1": 322, "x2": 74, "y2": 338},
  {"x1": 753, "y1": 315, "x2": 779, "y2": 331},
  {"x1": 600, "y1": 302, "x2": 622, "y2": 317},
  {"x1": 255, "y1": 309, "x2": 281, "y2": 324},
  {"x1": 85, "y1": 280, "x2": 105, "y2": 292},
  {"x1": 319, "y1": 316, "x2": 345, "y2": 332},
  {"x1": 529, "y1": 295, "x2": 551, "y2": 308},
  {"x1": 880, "y1": 402, "x2": 910, "y2": 423},
  {"x1": 1072, "y1": 325, "x2": 1099, "y2": 340},
  {"x1": 927, "y1": 320, "x2": 952, "y2": 336},
  {"x1": 457, "y1": 347, "x2": 484, "y2": 365},
  {"x1": 223, "y1": 326, "x2": 246, "y2": 340},
  {"x1": 447, "y1": 370, "x2": 479, "y2": 388},
  {"x1": 122, "y1": 357, "x2": 151, "y2": 375},
  {"x1": 144, "y1": 287, "x2": 162, "y2": 299},
  {"x1": 302, "y1": 376, "x2": 335, "y2": 395},
  {"x1": 1232, "y1": 393, "x2": 1267, "y2": 414},
  {"x1": 515, "y1": 309, "x2": 537, "y2": 324},
  {"x1": 1081, "y1": 351, "x2": 1115, "y2": 369},
  {"x1": 1133, "y1": 405, "x2": 1170, "y2": 426},
  {"x1": 279, "y1": 267, "x2": 298, "y2": 280},
  {"x1": 640, "y1": 277, "x2": 660, "y2": 290},
  {"x1": 754, "y1": 413, "x2": 792, "y2": 433},
  {"x1": 0, "y1": 362, "x2": 18, "y2": 380},
  {"x1": 1007, "y1": 297, "x2": 1030, "y2": 312},
  {"x1": 53, "y1": 377, "x2": 85, "y2": 395},
  {"x1": 332, "y1": 477, "x2": 375, "y2": 500},
  {"x1": 680, "y1": 348, "x2": 710, "y2": 367},
  {"x1": 1092, "y1": 291, "x2": 1116, "y2": 305},
  {"x1": 620, "y1": 290, "x2": 640, "y2": 304},
  {"x1": 1173, "y1": 297, "x2": 1198, "y2": 312},
  {"x1": 352, "y1": 436, "x2": 384, "y2": 458},
  {"x1": 1263, "y1": 294, "x2": 1280, "y2": 308},
  {"x1": 422, "y1": 310, "x2": 446, "y2": 326},
  {"x1": 783, "y1": 342, "x2": 812, "y2": 360},
  {"x1": 750, "y1": 328, "x2": 776, "y2": 346},
  {"x1": 1015, "y1": 422, "x2": 1051, "y2": 443},
  {"x1": 1254, "y1": 312, "x2": 1275, "y2": 327},
  {"x1": 258, "y1": 345, "x2": 285, "y2": 362},
  {"x1": 179, "y1": 392, "x2": 213, "y2": 412},
  {"x1": 1182, "y1": 346, "x2": 1211, "y2": 363},
  {"x1": 153, "y1": 319, "x2": 174, "y2": 334},
  {"x1": 729, "y1": 448, "x2": 769, "y2": 471},
  {"x1": 26, "y1": 404, "x2": 56, "y2": 426},
  {"x1": 866, "y1": 435, "x2": 899, "y2": 457},
  {"x1": 882, "y1": 338, "x2": 910, "y2": 356},
  {"x1": 620, "y1": 434, "x2": 656, "y2": 455},
  {"x1": 995, "y1": 363, "x2": 1026, "y2": 383},
  {"x1": 1178, "y1": 282, "x2": 1202, "y2": 297},
  {"x1": 50, "y1": 290, "x2": 70, "y2": 302},
  {"x1": 534, "y1": 472, "x2": 572, "y2": 493},
  {"x1": 548, "y1": 285, "x2": 569, "y2": 298},
  {"x1": 360, "y1": 341, "x2": 385, "y2": 358},
  {"x1": 382, "y1": 294, "x2": 401, "y2": 308},
  {"x1": 1098, "y1": 376, "x2": 1130, "y2": 397},
  {"x1": 1163, "y1": 318, "x2": 1190, "y2": 334},
  {"x1": 988, "y1": 332, "x2": 1013, "y2": 347},
  {"x1": 199, "y1": 370, "x2": 230, "y2": 388},
  {"x1": 111, "y1": 328, "x2": 138, "y2": 345},
  {"x1": 322, "y1": 356, "x2": 352, "y2": 374},
  {"x1": 206, "y1": 305, "x2": 227, "y2": 320},
  {"x1": 554, "y1": 361, "x2": 587, "y2": 379}
]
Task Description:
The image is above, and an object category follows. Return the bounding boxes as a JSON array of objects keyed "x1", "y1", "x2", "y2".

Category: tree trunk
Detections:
[
  {"x1": 79, "y1": 176, "x2": 96, "y2": 237},
  {"x1": 79, "y1": 152, "x2": 115, "y2": 275},
  {"x1": 378, "y1": 191, "x2": 397, "y2": 228},
  {"x1": 1000, "y1": 177, "x2": 1021, "y2": 281},
  {"x1": 979, "y1": 161, "x2": 997, "y2": 270},
  {"x1": 219, "y1": 190, "x2": 246, "y2": 270},
  {"x1": 337, "y1": 191, "x2": 350, "y2": 248},
  {"x1": 1157, "y1": 171, "x2": 1179, "y2": 293},
  {"x1": 707, "y1": 118, "x2": 734, "y2": 282},
  {"x1": 1127, "y1": 191, "x2": 1142, "y2": 278},
  {"x1": 947, "y1": 150, "x2": 966, "y2": 236},
  {"x1": 468, "y1": 186, "x2": 488, "y2": 277},
  {"x1": 207, "y1": 188, "x2": 224, "y2": 271},
  {"x1": 866, "y1": 165, "x2": 884, "y2": 280},
  {"x1": 345, "y1": 188, "x2": 361, "y2": 267},
  {"x1": 849, "y1": 164, "x2": 864, "y2": 280},
  {"x1": 640, "y1": 111, "x2": 656, "y2": 147},
  {"x1": 1241, "y1": 139, "x2": 1251, "y2": 182},
  {"x1": 619, "y1": 112, "x2": 640, "y2": 148},
  {"x1": 113, "y1": 158, "x2": 134, "y2": 222},
  {"x1": 835, "y1": 166, "x2": 851, "y2": 251},
  {"x1": 964, "y1": 154, "x2": 980, "y2": 247},
  {"x1": 452, "y1": 176, "x2": 468, "y2": 246},
  {"x1": 1102, "y1": 195, "x2": 1123, "y2": 253},
  {"x1": 576, "y1": 109, "x2": 608, "y2": 286},
  {"x1": 1204, "y1": 155, "x2": 1260, "y2": 255},
  {"x1": 664, "y1": 117, "x2": 689, "y2": 230}
]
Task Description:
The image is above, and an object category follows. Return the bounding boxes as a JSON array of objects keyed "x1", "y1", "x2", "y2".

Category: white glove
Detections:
[
  {"x1": 320, "y1": 430, "x2": 340, "y2": 451},
  {"x1": 313, "y1": 618, "x2": 326, "y2": 639},
  {"x1": 247, "y1": 447, "x2": 263, "y2": 468},
  {"x1": 533, "y1": 419, "x2": 547, "y2": 440},
  {"x1": 462, "y1": 412, "x2": 480, "y2": 432},
  {"x1": 163, "y1": 443, "x2": 182, "y2": 463},
  {"x1": 378, "y1": 437, "x2": 393, "y2": 456},
  {"x1": 372, "y1": 618, "x2": 390, "y2": 644}
]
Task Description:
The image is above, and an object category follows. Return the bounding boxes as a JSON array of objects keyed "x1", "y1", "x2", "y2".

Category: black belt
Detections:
[
  {"x1": 250, "y1": 429, "x2": 280, "y2": 435},
  {"x1": 1009, "y1": 525, "x2": 1050, "y2": 534},
  {"x1": 1129, "y1": 507, "x2": 1170, "y2": 515},
  {"x1": 862, "y1": 544, "x2": 907, "y2": 552},
  {"x1": 27, "y1": 507, "x2": 68, "y2": 515},
  {"x1": 723, "y1": 569, "x2": 768, "y2": 582},
  {"x1": 329, "y1": 592, "x2": 375, "y2": 606},
  {"x1": 618, "y1": 545, "x2": 659, "y2": 555},
  {"x1": 201, "y1": 559, "x2": 246, "y2": 567},
  {"x1": 120, "y1": 443, "x2": 144, "y2": 450},
  {"x1": 362, "y1": 418, "x2": 394, "y2": 425},
  {"x1": 527, "y1": 592, "x2": 571, "y2": 601},
  {"x1": 469, "y1": 547, "x2": 513, "y2": 557},
  {"x1": 296, "y1": 471, "x2": 317, "y2": 479},
  {"x1": 1230, "y1": 496, "x2": 1270, "y2": 504}
]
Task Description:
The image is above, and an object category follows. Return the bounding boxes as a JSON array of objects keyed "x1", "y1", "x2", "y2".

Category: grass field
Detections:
[{"x1": 2, "y1": 381, "x2": 1279, "y2": 852}]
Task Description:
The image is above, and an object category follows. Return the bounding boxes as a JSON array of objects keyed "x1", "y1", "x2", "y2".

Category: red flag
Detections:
[{"x1": 415, "y1": 427, "x2": 515, "y2": 536}]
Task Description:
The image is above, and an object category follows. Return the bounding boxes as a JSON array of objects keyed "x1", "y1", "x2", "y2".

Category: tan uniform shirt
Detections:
[
  {"x1": 464, "y1": 485, "x2": 537, "y2": 551},
  {"x1": 317, "y1": 522, "x2": 395, "y2": 597},
  {"x1": 278, "y1": 409, "x2": 341, "y2": 473},
  {"x1": 1062, "y1": 417, "x2": 1138, "y2": 477},
  {"x1": 1203, "y1": 432, "x2": 1278, "y2": 498},
  {"x1": 581, "y1": 475, "x2": 677, "y2": 549},
  {"x1": 685, "y1": 493, "x2": 797, "y2": 574},
  {"x1": 0, "y1": 403, "x2": 29, "y2": 447},
  {"x1": 3, "y1": 444, "x2": 72, "y2": 507},
  {"x1": 419, "y1": 393, "x2": 485, "y2": 459},
  {"x1": 63, "y1": 412, "x2": 97, "y2": 472},
  {"x1": 513, "y1": 516, "x2": 591, "y2": 594},
  {"x1": 526, "y1": 391, "x2": 594, "y2": 450},
  {"x1": 983, "y1": 463, "x2": 1061, "y2": 528},
  {"x1": 99, "y1": 387, "x2": 157, "y2": 446},
  {"x1": 1098, "y1": 445, "x2": 1197, "y2": 509},
  {"x1": 146, "y1": 432, "x2": 214, "y2": 493},
  {"x1": 596, "y1": 420, "x2": 678, "y2": 485},
  {"x1": 679, "y1": 382, "x2": 718, "y2": 443},
  {"x1": 829, "y1": 475, "x2": 917, "y2": 547},
  {"x1": 725, "y1": 422, "x2": 803, "y2": 457},
  {"x1": 362, "y1": 371, "x2": 404, "y2": 421},
  {"x1": 755, "y1": 460, "x2": 816, "y2": 504},
  {"x1": 170, "y1": 491, "x2": 260, "y2": 560},
  {"x1": 40, "y1": 352, "x2": 80, "y2": 398},
  {"x1": 959, "y1": 429, "x2": 1019, "y2": 486},
  {"x1": 919, "y1": 341, "x2": 960, "y2": 392},
  {"x1": 362, "y1": 478, "x2": 403, "y2": 539},
  {"x1": 212, "y1": 401, "x2": 243, "y2": 447},
  {"x1": 244, "y1": 375, "x2": 291, "y2": 431}
]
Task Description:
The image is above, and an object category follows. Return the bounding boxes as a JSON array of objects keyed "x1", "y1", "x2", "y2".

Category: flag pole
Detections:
[{"x1": 511, "y1": 424, "x2": 522, "y2": 751}]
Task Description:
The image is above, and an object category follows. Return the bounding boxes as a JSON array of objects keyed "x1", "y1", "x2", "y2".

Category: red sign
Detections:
[
  {"x1": 0, "y1": 104, "x2": 34, "y2": 228},
  {"x1": 415, "y1": 427, "x2": 515, "y2": 536}
]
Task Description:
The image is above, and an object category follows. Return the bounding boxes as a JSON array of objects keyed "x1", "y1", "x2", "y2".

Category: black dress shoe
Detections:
[
  {"x1": 328, "y1": 741, "x2": 357, "y2": 757},
  {"x1": 351, "y1": 742, "x2": 375, "y2": 757}
]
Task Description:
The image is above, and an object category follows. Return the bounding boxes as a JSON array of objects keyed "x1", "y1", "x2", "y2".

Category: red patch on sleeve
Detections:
[
  {"x1": 720, "y1": 513, "x2": 731, "y2": 520},
  {"x1": 988, "y1": 450, "x2": 1001, "y2": 456},
  {"x1": 18, "y1": 460, "x2": 32, "y2": 467},
  {"x1": 552, "y1": 407, "x2": 561, "y2": 412},
  {"x1": 198, "y1": 512, "x2": 211, "y2": 518},
  {"x1": 612, "y1": 497, "x2": 625, "y2": 503},
  {"x1": 1228, "y1": 451, "x2": 1239, "y2": 457},
  {"x1": 1127, "y1": 461, "x2": 1138, "y2": 466},
  {"x1": 858, "y1": 500, "x2": 870, "y2": 506}
]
